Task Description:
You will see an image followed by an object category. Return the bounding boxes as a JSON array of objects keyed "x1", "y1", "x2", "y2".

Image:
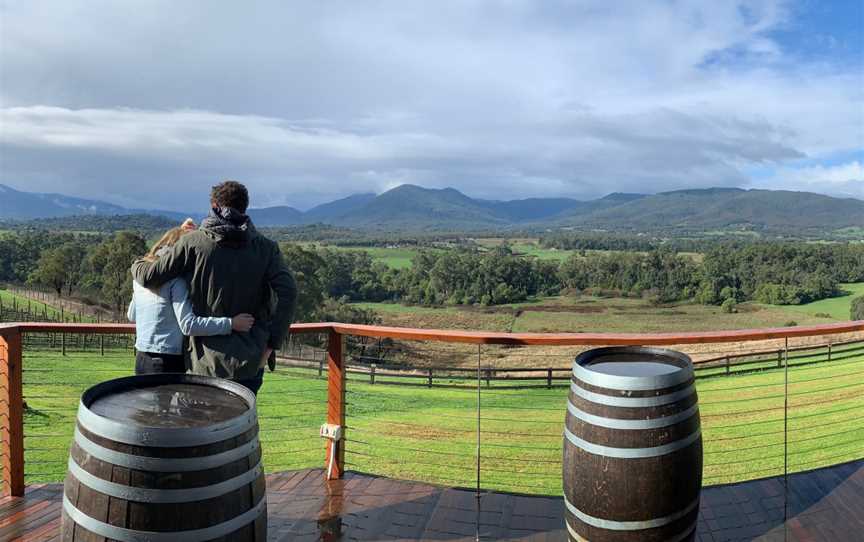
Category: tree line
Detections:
[
  {"x1": 280, "y1": 241, "x2": 864, "y2": 309},
  {"x1": 0, "y1": 231, "x2": 147, "y2": 312},
  {"x1": 0, "y1": 230, "x2": 380, "y2": 325},
  {"x1": 2, "y1": 230, "x2": 862, "y2": 319}
]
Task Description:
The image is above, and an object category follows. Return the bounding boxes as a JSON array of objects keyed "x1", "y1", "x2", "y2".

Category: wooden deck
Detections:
[{"x1": 1, "y1": 460, "x2": 861, "y2": 541}]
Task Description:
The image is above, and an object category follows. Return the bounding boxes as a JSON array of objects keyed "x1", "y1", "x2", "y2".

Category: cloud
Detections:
[
  {"x1": 753, "y1": 161, "x2": 864, "y2": 199},
  {"x1": 0, "y1": 0, "x2": 861, "y2": 209}
]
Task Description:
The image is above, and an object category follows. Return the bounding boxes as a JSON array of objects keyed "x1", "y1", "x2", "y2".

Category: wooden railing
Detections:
[{"x1": 1, "y1": 319, "x2": 863, "y2": 496}]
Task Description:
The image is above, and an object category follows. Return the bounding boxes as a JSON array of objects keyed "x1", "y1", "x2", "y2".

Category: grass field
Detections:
[
  {"x1": 305, "y1": 238, "x2": 706, "y2": 268},
  {"x1": 299, "y1": 243, "x2": 429, "y2": 269},
  {"x1": 306, "y1": 239, "x2": 580, "y2": 268},
  {"x1": 0, "y1": 288, "x2": 68, "y2": 320},
  {"x1": 774, "y1": 282, "x2": 864, "y2": 320},
  {"x1": 20, "y1": 342, "x2": 864, "y2": 495},
  {"x1": 354, "y1": 295, "x2": 832, "y2": 335}
]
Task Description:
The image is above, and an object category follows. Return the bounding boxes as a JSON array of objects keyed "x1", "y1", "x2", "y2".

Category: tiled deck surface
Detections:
[{"x1": 1, "y1": 460, "x2": 862, "y2": 541}]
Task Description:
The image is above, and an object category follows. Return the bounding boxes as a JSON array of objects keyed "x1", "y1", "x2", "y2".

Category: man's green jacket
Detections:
[{"x1": 131, "y1": 223, "x2": 297, "y2": 381}]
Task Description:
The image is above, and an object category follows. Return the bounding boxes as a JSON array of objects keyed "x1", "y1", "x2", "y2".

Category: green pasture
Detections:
[
  {"x1": 1, "y1": 288, "x2": 65, "y2": 320},
  {"x1": 299, "y1": 243, "x2": 425, "y2": 269},
  {"x1": 771, "y1": 282, "x2": 864, "y2": 321},
  {"x1": 305, "y1": 239, "x2": 705, "y2": 269},
  {"x1": 21, "y1": 343, "x2": 864, "y2": 494},
  {"x1": 0, "y1": 287, "x2": 98, "y2": 323},
  {"x1": 509, "y1": 243, "x2": 573, "y2": 262},
  {"x1": 307, "y1": 240, "x2": 580, "y2": 268},
  {"x1": 354, "y1": 295, "x2": 831, "y2": 334},
  {"x1": 343, "y1": 246, "x2": 421, "y2": 269}
]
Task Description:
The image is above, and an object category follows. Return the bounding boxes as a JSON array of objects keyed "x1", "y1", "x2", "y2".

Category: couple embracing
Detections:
[{"x1": 128, "y1": 180, "x2": 297, "y2": 395}]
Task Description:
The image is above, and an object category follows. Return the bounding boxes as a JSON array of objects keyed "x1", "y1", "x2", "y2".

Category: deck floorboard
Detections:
[{"x1": 0, "y1": 460, "x2": 861, "y2": 541}]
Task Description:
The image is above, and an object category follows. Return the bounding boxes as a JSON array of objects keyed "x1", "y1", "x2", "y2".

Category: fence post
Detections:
[
  {"x1": 777, "y1": 350, "x2": 782, "y2": 368},
  {"x1": 827, "y1": 341, "x2": 832, "y2": 362},
  {"x1": 370, "y1": 364, "x2": 376, "y2": 385},
  {"x1": 318, "y1": 359, "x2": 324, "y2": 378},
  {"x1": 428, "y1": 368, "x2": 433, "y2": 388},
  {"x1": 0, "y1": 328, "x2": 25, "y2": 497},
  {"x1": 62, "y1": 333, "x2": 66, "y2": 356},
  {"x1": 325, "y1": 329, "x2": 345, "y2": 480},
  {"x1": 100, "y1": 334, "x2": 105, "y2": 356},
  {"x1": 725, "y1": 356, "x2": 730, "y2": 376},
  {"x1": 547, "y1": 368, "x2": 553, "y2": 389}
]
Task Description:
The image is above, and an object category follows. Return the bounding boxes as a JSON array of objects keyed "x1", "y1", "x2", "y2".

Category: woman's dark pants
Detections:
[
  {"x1": 135, "y1": 351, "x2": 186, "y2": 375},
  {"x1": 135, "y1": 352, "x2": 264, "y2": 396}
]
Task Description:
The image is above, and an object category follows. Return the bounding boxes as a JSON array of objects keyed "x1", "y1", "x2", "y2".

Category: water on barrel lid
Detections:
[
  {"x1": 587, "y1": 361, "x2": 680, "y2": 377},
  {"x1": 90, "y1": 383, "x2": 249, "y2": 428}
]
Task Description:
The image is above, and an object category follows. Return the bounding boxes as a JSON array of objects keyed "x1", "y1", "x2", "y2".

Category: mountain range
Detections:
[{"x1": 1, "y1": 183, "x2": 862, "y2": 234}]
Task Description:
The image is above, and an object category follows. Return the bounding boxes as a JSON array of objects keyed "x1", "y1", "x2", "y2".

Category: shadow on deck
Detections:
[{"x1": 2, "y1": 460, "x2": 862, "y2": 541}]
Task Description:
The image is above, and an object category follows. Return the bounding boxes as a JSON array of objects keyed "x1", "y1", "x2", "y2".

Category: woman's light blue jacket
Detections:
[{"x1": 127, "y1": 278, "x2": 232, "y2": 355}]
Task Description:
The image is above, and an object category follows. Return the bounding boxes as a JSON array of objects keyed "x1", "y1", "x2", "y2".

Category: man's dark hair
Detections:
[{"x1": 210, "y1": 180, "x2": 250, "y2": 213}]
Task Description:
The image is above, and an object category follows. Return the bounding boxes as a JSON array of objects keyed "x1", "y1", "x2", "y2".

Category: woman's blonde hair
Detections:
[{"x1": 143, "y1": 226, "x2": 190, "y2": 262}]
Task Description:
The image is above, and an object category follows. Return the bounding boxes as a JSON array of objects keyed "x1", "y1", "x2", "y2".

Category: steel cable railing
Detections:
[
  {"x1": 17, "y1": 331, "x2": 331, "y2": 483},
  {"x1": 339, "y1": 335, "x2": 864, "y2": 496},
  {"x1": 1, "y1": 321, "x2": 862, "y2": 500}
]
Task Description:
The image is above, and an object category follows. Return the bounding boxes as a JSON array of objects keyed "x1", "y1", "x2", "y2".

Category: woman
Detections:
[{"x1": 127, "y1": 220, "x2": 255, "y2": 375}]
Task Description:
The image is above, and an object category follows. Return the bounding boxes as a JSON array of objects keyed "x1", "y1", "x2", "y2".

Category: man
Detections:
[{"x1": 131, "y1": 180, "x2": 297, "y2": 393}]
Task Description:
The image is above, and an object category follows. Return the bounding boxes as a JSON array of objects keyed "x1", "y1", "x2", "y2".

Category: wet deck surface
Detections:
[{"x1": 1, "y1": 460, "x2": 862, "y2": 541}]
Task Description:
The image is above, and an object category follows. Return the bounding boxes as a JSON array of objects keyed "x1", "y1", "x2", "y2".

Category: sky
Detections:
[{"x1": 0, "y1": 0, "x2": 862, "y2": 211}]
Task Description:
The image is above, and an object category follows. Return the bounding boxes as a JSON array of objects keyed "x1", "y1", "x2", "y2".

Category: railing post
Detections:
[
  {"x1": 428, "y1": 368, "x2": 433, "y2": 388},
  {"x1": 325, "y1": 329, "x2": 345, "y2": 480},
  {"x1": 370, "y1": 364, "x2": 376, "y2": 385},
  {"x1": 725, "y1": 356, "x2": 730, "y2": 376},
  {"x1": 777, "y1": 349, "x2": 782, "y2": 368},
  {"x1": 0, "y1": 329, "x2": 25, "y2": 497},
  {"x1": 547, "y1": 368, "x2": 552, "y2": 389}
]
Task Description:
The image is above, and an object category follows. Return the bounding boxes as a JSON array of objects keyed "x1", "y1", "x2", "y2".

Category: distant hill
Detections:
[
  {"x1": 476, "y1": 197, "x2": 585, "y2": 221},
  {"x1": 0, "y1": 183, "x2": 193, "y2": 221},
  {"x1": 0, "y1": 183, "x2": 131, "y2": 219},
  {"x1": 334, "y1": 185, "x2": 509, "y2": 229},
  {"x1": 247, "y1": 206, "x2": 304, "y2": 226},
  {"x1": 2, "y1": 213, "x2": 177, "y2": 233},
  {"x1": 302, "y1": 193, "x2": 377, "y2": 222},
  {"x1": 1, "y1": 182, "x2": 861, "y2": 235},
  {"x1": 558, "y1": 188, "x2": 864, "y2": 233}
]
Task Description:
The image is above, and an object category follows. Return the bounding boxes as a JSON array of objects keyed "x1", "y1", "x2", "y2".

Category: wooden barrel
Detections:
[
  {"x1": 563, "y1": 347, "x2": 702, "y2": 542},
  {"x1": 61, "y1": 373, "x2": 267, "y2": 541}
]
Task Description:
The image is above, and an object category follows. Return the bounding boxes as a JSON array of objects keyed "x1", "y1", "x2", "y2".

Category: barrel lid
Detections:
[
  {"x1": 76, "y1": 374, "x2": 258, "y2": 447},
  {"x1": 572, "y1": 346, "x2": 693, "y2": 391}
]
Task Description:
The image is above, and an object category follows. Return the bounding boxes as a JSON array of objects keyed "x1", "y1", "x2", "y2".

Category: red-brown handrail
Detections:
[
  {"x1": 309, "y1": 320, "x2": 864, "y2": 345},
  {"x1": 3, "y1": 319, "x2": 864, "y2": 344},
  {"x1": 1, "y1": 318, "x2": 864, "y2": 496}
]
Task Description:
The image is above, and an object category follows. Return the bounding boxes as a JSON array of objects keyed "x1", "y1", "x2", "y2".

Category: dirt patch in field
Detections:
[
  {"x1": 611, "y1": 310, "x2": 689, "y2": 316},
  {"x1": 517, "y1": 305, "x2": 605, "y2": 314}
]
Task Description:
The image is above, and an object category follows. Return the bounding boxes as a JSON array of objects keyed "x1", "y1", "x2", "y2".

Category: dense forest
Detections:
[
  {"x1": 279, "y1": 241, "x2": 864, "y2": 309},
  {"x1": 1, "y1": 230, "x2": 862, "y2": 322}
]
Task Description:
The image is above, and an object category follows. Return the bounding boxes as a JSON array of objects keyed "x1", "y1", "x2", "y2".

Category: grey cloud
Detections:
[{"x1": 0, "y1": 0, "x2": 861, "y2": 209}]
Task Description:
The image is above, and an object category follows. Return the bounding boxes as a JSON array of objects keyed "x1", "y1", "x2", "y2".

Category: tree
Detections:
[
  {"x1": 852, "y1": 296, "x2": 864, "y2": 321},
  {"x1": 84, "y1": 232, "x2": 147, "y2": 311},
  {"x1": 28, "y1": 242, "x2": 86, "y2": 296},
  {"x1": 280, "y1": 243, "x2": 327, "y2": 321}
]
